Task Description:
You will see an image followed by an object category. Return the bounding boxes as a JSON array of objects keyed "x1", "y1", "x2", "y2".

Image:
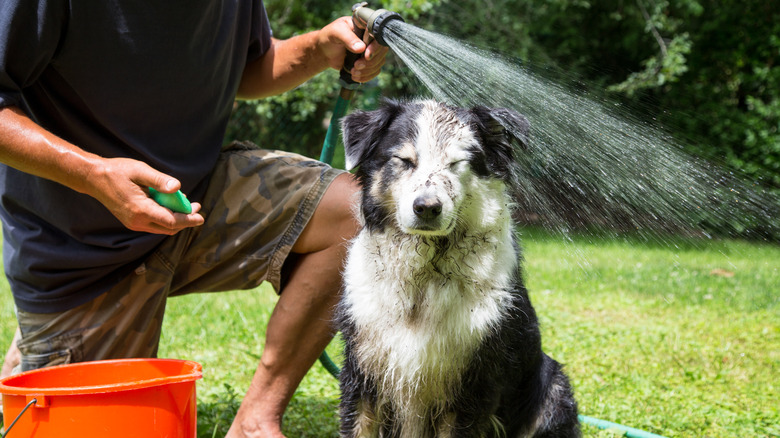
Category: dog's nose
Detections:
[{"x1": 413, "y1": 195, "x2": 443, "y2": 220}]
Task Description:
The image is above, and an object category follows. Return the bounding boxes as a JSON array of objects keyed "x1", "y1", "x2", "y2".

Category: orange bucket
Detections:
[{"x1": 0, "y1": 358, "x2": 202, "y2": 437}]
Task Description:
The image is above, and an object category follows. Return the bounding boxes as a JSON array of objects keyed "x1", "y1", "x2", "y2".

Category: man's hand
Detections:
[
  {"x1": 316, "y1": 16, "x2": 389, "y2": 83},
  {"x1": 84, "y1": 157, "x2": 204, "y2": 235}
]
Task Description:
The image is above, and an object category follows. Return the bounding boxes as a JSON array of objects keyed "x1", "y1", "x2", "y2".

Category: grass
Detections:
[
  {"x1": 0, "y1": 228, "x2": 777, "y2": 437},
  {"x1": 519, "y1": 229, "x2": 779, "y2": 437}
]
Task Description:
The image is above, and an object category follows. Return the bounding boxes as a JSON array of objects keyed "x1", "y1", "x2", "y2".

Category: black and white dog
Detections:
[{"x1": 337, "y1": 99, "x2": 580, "y2": 437}]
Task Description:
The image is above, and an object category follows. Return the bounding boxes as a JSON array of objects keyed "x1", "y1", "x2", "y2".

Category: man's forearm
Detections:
[
  {"x1": 0, "y1": 106, "x2": 102, "y2": 195},
  {"x1": 236, "y1": 31, "x2": 332, "y2": 100}
]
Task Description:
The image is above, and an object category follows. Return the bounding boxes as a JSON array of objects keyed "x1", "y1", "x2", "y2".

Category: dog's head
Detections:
[{"x1": 342, "y1": 99, "x2": 529, "y2": 235}]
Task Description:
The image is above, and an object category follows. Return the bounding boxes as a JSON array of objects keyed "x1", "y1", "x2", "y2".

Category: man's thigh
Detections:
[
  {"x1": 167, "y1": 142, "x2": 345, "y2": 295},
  {"x1": 15, "y1": 260, "x2": 169, "y2": 371}
]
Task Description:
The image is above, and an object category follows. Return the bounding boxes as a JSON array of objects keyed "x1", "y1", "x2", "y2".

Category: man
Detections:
[{"x1": 0, "y1": 1, "x2": 387, "y2": 436}]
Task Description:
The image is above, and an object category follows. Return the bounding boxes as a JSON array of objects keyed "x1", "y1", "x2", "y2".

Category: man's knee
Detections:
[{"x1": 293, "y1": 173, "x2": 360, "y2": 254}]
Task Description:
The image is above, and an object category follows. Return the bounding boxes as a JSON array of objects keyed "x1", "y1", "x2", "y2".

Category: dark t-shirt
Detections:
[{"x1": 0, "y1": 0, "x2": 272, "y2": 313}]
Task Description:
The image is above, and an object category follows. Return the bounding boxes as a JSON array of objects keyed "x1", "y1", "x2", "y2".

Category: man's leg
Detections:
[
  {"x1": 1, "y1": 328, "x2": 21, "y2": 379},
  {"x1": 0, "y1": 327, "x2": 21, "y2": 413},
  {"x1": 227, "y1": 173, "x2": 359, "y2": 438}
]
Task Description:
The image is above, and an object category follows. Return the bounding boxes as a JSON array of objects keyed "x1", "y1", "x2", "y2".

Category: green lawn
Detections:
[{"x1": 1, "y1": 229, "x2": 777, "y2": 437}]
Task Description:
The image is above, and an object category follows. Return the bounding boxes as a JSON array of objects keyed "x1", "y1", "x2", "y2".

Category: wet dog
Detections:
[{"x1": 337, "y1": 100, "x2": 580, "y2": 437}]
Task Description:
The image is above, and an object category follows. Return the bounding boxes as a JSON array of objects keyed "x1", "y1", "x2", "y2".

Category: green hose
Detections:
[
  {"x1": 578, "y1": 415, "x2": 668, "y2": 438},
  {"x1": 318, "y1": 350, "x2": 341, "y2": 379},
  {"x1": 320, "y1": 88, "x2": 355, "y2": 164}
]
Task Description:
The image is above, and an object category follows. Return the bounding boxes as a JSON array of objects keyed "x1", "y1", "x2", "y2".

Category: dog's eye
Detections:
[
  {"x1": 392, "y1": 156, "x2": 415, "y2": 169},
  {"x1": 449, "y1": 159, "x2": 468, "y2": 169}
]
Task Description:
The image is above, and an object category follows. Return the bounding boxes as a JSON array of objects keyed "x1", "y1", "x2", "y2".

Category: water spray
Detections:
[{"x1": 320, "y1": 3, "x2": 404, "y2": 163}]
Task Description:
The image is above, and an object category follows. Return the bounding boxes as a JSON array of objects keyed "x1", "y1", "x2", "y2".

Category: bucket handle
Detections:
[{"x1": 2, "y1": 398, "x2": 37, "y2": 437}]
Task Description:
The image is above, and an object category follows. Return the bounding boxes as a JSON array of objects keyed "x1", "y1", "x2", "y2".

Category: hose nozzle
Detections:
[
  {"x1": 340, "y1": 3, "x2": 404, "y2": 88},
  {"x1": 352, "y1": 3, "x2": 404, "y2": 47}
]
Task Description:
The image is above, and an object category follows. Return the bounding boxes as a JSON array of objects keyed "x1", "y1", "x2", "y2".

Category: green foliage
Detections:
[
  {"x1": 607, "y1": 32, "x2": 692, "y2": 95},
  {"x1": 658, "y1": 1, "x2": 780, "y2": 190},
  {"x1": 606, "y1": 0, "x2": 700, "y2": 94},
  {"x1": 196, "y1": 384, "x2": 241, "y2": 438},
  {"x1": 382, "y1": 0, "x2": 442, "y2": 21}
]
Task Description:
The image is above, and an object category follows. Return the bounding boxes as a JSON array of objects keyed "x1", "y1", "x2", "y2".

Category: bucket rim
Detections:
[{"x1": 0, "y1": 358, "x2": 202, "y2": 396}]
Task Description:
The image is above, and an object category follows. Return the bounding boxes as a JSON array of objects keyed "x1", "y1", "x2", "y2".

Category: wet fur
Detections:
[{"x1": 337, "y1": 100, "x2": 579, "y2": 437}]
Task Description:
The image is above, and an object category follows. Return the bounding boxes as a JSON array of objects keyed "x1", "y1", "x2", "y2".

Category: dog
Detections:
[{"x1": 336, "y1": 99, "x2": 580, "y2": 437}]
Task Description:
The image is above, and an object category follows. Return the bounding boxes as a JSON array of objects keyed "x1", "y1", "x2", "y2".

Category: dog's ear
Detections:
[
  {"x1": 470, "y1": 106, "x2": 529, "y2": 182},
  {"x1": 342, "y1": 100, "x2": 403, "y2": 171}
]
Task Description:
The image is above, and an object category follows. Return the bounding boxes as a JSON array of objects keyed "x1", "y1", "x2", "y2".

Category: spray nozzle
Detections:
[
  {"x1": 352, "y1": 3, "x2": 404, "y2": 47},
  {"x1": 339, "y1": 3, "x2": 403, "y2": 89}
]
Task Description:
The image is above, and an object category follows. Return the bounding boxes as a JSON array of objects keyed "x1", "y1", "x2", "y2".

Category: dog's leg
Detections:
[
  {"x1": 339, "y1": 367, "x2": 383, "y2": 437},
  {"x1": 435, "y1": 411, "x2": 505, "y2": 438},
  {"x1": 435, "y1": 361, "x2": 509, "y2": 437},
  {"x1": 529, "y1": 356, "x2": 580, "y2": 438},
  {"x1": 339, "y1": 352, "x2": 382, "y2": 437},
  {"x1": 338, "y1": 316, "x2": 385, "y2": 438},
  {"x1": 351, "y1": 400, "x2": 381, "y2": 438}
]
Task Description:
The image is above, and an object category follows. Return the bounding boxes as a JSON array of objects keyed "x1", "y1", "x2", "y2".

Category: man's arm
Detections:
[
  {"x1": 237, "y1": 16, "x2": 388, "y2": 100},
  {"x1": 0, "y1": 106, "x2": 204, "y2": 234}
]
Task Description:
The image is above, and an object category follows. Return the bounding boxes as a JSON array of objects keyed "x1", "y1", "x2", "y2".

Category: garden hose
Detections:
[
  {"x1": 320, "y1": 3, "x2": 367, "y2": 163},
  {"x1": 320, "y1": 87, "x2": 354, "y2": 164},
  {"x1": 577, "y1": 415, "x2": 668, "y2": 438},
  {"x1": 316, "y1": 4, "x2": 668, "y2": 438},
  {"x1": 317, "y1": 0, "x2": 403, "y2": 390}
]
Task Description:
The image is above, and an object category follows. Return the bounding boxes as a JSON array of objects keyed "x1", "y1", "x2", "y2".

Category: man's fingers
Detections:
[
  {"x1": 146, "y1": 175, "x2": 180, "y2": 194},
  {"x1": 350, "y1": 39, "x2": 388, "y2": 82},
  {"x1": 342, "y1": 16, "x2": 366, "y2": 54},
  {"x1": 364, "y1": 42, "x2": 389, "y2": 62},
  {"x1": 352, "y1": 54, "x2": 387, "y2": 82}
]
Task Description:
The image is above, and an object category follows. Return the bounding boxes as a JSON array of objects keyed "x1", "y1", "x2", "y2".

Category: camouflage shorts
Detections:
[{"x1": 15, "y1": 141, "x2": 345, "y2": 371}]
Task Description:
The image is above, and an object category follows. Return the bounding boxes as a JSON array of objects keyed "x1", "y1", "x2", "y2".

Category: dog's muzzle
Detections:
[{"x1": 405, "y1": 193, "x2": 451, "y2": 234}]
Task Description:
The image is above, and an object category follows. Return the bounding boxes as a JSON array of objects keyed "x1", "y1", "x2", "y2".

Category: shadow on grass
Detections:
[
  {"x1": 283, "y1": 393, "x2": 340, "y2": 437},
  {"x1": 196, "y1": 384, "x2": 339, "y2": 438},
  {"x1": 197, "y1": 384, "x2": 241, "y2": 438}
]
